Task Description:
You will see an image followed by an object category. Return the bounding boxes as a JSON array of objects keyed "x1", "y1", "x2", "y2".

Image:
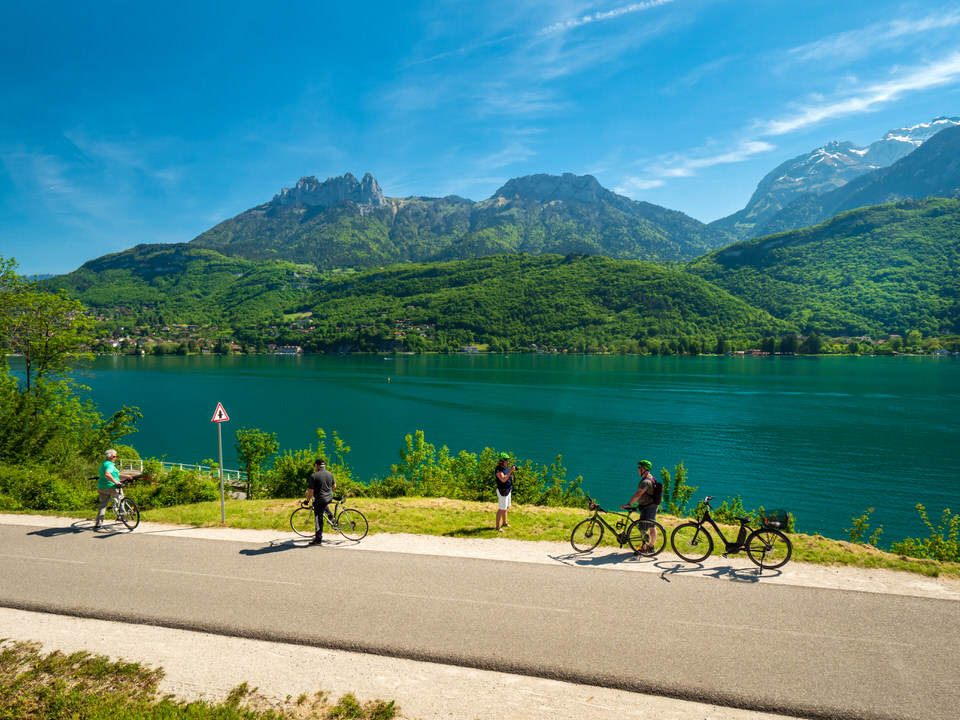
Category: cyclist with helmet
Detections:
[
  {"x1": 494, "y1": 452, "x2": 515, "y2": 532},
  {"x1": 622, "y1": 459, "x2": 660, "y2": 553}
]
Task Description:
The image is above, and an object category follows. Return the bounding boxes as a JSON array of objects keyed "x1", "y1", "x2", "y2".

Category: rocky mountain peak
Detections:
[
  {"x1": 493, "y1": 173, "x2": 610, "y2": 204},
  {"x1": 273, "y1": 172, "x2": 385, "y2": 208}
]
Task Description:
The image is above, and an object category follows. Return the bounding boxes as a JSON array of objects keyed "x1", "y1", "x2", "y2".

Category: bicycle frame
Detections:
[
  {"x1": 583, "y1": 506, "x2": 636, "y2": 546},
  {"x1": 689, "y1": 504, "x2": 753, "y2": 554}
]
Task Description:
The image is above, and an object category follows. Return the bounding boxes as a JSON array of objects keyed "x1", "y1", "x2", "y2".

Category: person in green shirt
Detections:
[{"x1": 96, "y1": 449, "x2": 132, "y2": 530}]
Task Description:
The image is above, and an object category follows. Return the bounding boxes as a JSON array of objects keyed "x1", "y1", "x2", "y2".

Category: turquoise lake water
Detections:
[{"x1": 60, "y1": 353, "x2": 960, "y2": 543}]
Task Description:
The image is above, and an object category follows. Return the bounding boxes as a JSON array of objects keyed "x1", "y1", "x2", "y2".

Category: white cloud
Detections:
[
  {"x1": 538, "y1": 0, "x2": 677, "y2": 36},
  {"x1": 640, "y1": 139, "x2": 775, "y2": 179},
  {"x1": 477, "y1": 141, "x2": 538, "y2": 170},
  {"x1": 758, "y1": 51, "x2": 960, "y2": 136},
  {"x1": 787, "y1": 8, "x2": 960, "y2": 64}
]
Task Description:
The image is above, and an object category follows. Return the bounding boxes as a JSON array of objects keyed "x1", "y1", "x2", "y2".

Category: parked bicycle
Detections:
[
  {"x1": 570, "y1": 495, "x2": 666, "y2": 556},
  {"x1": 89, "y1": 473, "x2": 145, "y2": 530},
  {"x1": 291, "y1": 495, "x2": 368, "y2": 541},
  {"x1": 670, "y1": 496, "x2": 792, "y2": 571}
]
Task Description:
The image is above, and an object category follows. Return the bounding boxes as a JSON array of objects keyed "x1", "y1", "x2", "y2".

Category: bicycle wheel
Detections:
[
  {"x1": 570, "y1": 518, "x2": 604, "y2": 553},
  {"x1": 290, "y1": 506, "x2": 316, "y2": 538},
  {"x1": 746, "y1": 528, "x2": 792, "y2": 569},
  {"x1": 118, "y1": 498, "x2": 140, "y2": 530},
  {"x1": 671, "y1": 522, "x2": 714, "y2": 562},
  {"x1": 335, "y1": 508, "x2": 368, "y2": 541},
  {"x1": 627, "y1": 519, "x2": 666, "y2": 556}
]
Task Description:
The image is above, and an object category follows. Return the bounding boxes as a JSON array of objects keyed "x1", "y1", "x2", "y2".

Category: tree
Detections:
[
  {"x1": 0, "y1": 257, "x2": 138, "y2": 468},
  {"x1": 2, "y1": 262, "x2": 94, "y2": 392},
  {"x1": 235, "y1": 427, "x2": 279, "y2": 499}
]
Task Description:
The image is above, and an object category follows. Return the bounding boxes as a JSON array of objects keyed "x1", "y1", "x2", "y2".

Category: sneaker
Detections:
[{"x1": 309, "y1": 538, "x2": 323, "y2": 546}]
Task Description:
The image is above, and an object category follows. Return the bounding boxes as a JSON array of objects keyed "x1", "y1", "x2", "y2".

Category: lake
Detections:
[{"x1": 63, "y1": 353, "x2": 959, "y2": 543}]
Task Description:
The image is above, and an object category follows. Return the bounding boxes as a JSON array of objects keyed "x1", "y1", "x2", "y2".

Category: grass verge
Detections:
[{"x1": 0, "y1": 639, "x2": 398, "y2": 720}]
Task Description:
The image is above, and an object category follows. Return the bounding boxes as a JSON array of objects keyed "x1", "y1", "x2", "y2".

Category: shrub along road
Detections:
[{"x1": 1, "y1": 515, "x2": 958, "y2": 720}]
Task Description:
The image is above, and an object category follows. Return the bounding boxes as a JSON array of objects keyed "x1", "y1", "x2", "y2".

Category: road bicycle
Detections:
[
  {"x1": 291, "y1": 495, "x2": 368, "y2": 541},
  {"x1": 90, "y1": 474, "x2": 145, "y2": 530},
  {"x1": 570, "y1": 495, "x2": 666, "y2": 556},
  {"x1": 670, "y1": 496, "x2": 792, "y2": 571}
]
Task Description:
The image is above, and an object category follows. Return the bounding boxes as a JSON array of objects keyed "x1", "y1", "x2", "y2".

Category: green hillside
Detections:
[
  {"x1": 42, "y1": 245, "x2": 320, "y2": 327},
  {"x1": 42, "y1": 252, "x2": 792, "y2": 353},
  {"x1": 292, "y1": 254, "x2": 791, "y2": 353},
  {"x1": 687, "y1": 198, "x2": 960, "y2": 336}
]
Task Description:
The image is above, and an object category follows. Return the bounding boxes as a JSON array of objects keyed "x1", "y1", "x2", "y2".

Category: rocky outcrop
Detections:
[
  {"x1": 273, "y1": 172, "x2": 386, "y2": 208},
  {"x1": 493, "y1": 173, "x2": 611, "y2": 204}
]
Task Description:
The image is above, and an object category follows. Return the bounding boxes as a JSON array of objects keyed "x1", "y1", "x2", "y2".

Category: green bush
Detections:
[
  {"x1": 259, "y1": 428, "x2": 359, "y2": 499},
  {"x1": 128, "y1": 467, "x2": 219, "y2": 510},
  {"x1": 0, "y1": 464, "x2": 89, "y2": 512},
  {"x1": 890, "y1": 504, "x2": 960, "y2": 562},
  {"x1": 370, "y1": 430, "x2": 585, "y2": 507}
]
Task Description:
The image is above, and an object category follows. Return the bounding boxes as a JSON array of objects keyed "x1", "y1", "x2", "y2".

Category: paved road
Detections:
[{"x1": 1, "y1": 520, "x2": 958, "y2": 720}]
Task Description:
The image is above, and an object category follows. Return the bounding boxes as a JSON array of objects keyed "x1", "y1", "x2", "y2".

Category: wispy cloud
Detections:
[
  {"x1": 477, "y1": 140, "x2": 538, "y2": 170},
  {"x1": 758, "y1": 51, "x2": 960, "y2": 136},
  {"x1": 538, "y1": 0, "x2": 677, "y2": 36},
  {"x1": 637, "y1": 139, "x2": 775, "y2": 179},
  {"x1": 617, "y1": 139, "x2": 775, "y2": 196},
  {"x1": 787, "y1": 8, "x2": 960, "y2": 64},
  {"x1": 623, "y1": 44, "x2": 960, "y2": 195}
]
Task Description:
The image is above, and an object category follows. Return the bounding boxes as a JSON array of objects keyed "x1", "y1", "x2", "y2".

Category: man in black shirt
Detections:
[{"x1": 305, "y1": 458, "x2": 336, "y2": 546}]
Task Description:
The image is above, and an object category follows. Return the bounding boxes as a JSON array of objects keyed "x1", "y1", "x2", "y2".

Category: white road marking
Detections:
[
  {"x1": 0, "y1": 554, "x2": 85, "y2": 565},
  {"x1": 379, "y1": 590, "x2": 570, "y2": 613},
  {"x1": 152, "y1": 569, "x2": 301, "y2": 586}
]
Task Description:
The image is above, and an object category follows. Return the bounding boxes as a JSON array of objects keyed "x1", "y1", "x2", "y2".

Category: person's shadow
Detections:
[
  {"x1": 28, "y1": 520, "x2": 93, "y2": 537},
  {"x1": 239, "y1": 539, "x2": 303, "y2": 556}
]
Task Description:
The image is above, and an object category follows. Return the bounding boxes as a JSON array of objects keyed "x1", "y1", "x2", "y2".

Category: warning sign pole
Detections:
[{"x1": 211, "y1": 403, "x2": 230, "y2": 523}]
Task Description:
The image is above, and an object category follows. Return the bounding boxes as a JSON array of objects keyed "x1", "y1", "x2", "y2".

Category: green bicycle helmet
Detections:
[
  {"x1": 498, "y1": 452, "x2": 511, "y2": 460},
  {"x1": 638, "y1": 459, "x2": 652, "y2": 471}
]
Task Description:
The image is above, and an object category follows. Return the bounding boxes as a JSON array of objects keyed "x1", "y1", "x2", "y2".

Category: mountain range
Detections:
[
  {"x1": 38, "y1": 115, "x2": 960, "y2": 347},
  {"x1": 183, "y1": 170, "x2": 731, "y2": 269},
  {"x1": 710, "y1": 116, "x2": 960, "y2": 240}
]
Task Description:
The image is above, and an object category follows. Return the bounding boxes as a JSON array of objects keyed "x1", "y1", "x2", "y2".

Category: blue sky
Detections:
[{"x1": 2, "y1": 0, "x2": 960, "y2": 276}]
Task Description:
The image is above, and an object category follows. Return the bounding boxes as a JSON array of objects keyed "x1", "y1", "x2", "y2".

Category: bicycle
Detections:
[
  {"x1": 90, "y1": 474, "x2": 144, "y2": 530},
  {"x1": 670, "y1": 496, "x2": 792, "y2": 571},
  {"x1": 291, "y1": 495, "x2": 368, "y2": 541},
  {"x1": 570, "y1": 495, "x2": 666, "y2": 556}
]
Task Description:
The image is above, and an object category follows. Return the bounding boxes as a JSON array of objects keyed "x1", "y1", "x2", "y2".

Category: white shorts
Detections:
[{"x1": 498, "y1": 491, "x2": 512, "y2": 510}]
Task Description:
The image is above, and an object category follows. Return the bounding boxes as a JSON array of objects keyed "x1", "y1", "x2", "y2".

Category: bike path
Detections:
[{"x1": 1, "y1": 515, "x2": 959, "y2": 720}]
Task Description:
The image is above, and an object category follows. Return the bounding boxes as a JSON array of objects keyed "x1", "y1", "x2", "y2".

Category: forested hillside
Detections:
[
  {"x1": 42, "y1": 252, "x2": 793, "y2": 354},
  {"x1": 42, "y1": 245, "x2": 319, "y2": 327},
  {"x1": 688, "y1": 198, "x2": 960, "y2": 336},
  {"x1": 293, "y1": 254, "x2": 792, "y2": 353}
]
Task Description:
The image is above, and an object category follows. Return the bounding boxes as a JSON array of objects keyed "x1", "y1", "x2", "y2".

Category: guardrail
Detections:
[{"x1": 117, "y1": 458, "x2": 247, "y2": 485}]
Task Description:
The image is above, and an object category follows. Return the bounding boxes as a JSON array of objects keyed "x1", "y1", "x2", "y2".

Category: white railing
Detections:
[{"x1": 118, "y1": 458, "x2": 247, "y2": 485}]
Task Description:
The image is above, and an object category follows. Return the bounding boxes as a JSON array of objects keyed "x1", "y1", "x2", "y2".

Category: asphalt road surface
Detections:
[{"x1": 1, "y1": 519, "x2": 958, "y2": 720}]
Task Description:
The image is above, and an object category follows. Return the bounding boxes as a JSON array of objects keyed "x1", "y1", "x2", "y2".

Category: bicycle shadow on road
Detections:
[
  {"x1": 28, "y1": 520, "x2": 134, "y2": 538},
  {"x1": 655, "y1": 559, "x2": 783, "y2": 584},
  {"x1": 549, "y1": 550, "x2": 655, "y2": 567}
]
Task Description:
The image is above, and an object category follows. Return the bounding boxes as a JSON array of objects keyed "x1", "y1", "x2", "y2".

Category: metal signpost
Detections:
[{"x1": 211, "y1": 402, "x2": 230, "y2": 523}]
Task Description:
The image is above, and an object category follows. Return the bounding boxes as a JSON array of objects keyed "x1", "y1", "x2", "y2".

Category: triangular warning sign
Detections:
[{"x1": 211, "y1": 402, "x2": 230, "y2": 423}]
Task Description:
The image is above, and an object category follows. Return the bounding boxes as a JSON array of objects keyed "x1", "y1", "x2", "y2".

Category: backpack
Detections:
[{"x1": 648, "y1": 478, "x2": 663, "y2": 505}]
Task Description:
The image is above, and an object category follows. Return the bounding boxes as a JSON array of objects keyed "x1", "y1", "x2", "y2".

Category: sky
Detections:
[{"x1": 2, "y1": 0, "x2": 960, "y2": 276}]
